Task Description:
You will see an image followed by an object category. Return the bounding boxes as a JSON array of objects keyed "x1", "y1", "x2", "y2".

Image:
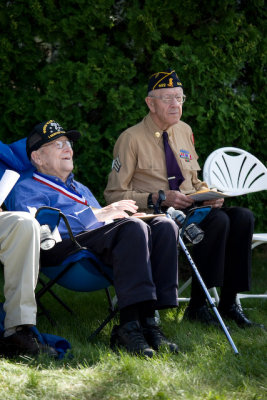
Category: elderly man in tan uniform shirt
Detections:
[
  {"x1": 104, "y1": 112, "x2": 208, "y2": 210},
  {"x1": 105, "y1": 69, "x2": 262, "y2": 329}
]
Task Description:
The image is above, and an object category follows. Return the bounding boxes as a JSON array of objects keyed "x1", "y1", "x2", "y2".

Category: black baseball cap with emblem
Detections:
[
  {"x1": 26, "y1": 120, "x2": 80, "y2": 159},
  {"x1": 147, "y1": 68, "x2": 183, "y2": 93}
]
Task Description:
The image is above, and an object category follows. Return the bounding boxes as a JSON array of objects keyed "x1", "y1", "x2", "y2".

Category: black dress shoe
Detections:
[
  {"x1": 142, "y1": 317, "x2": 179, "y2": 353},
  {"x1": 110, "y1": 321, "x2": 155, "y2": 357},
  {"x1": 0, "y1": 326, "x2": 57, "y2": 358},
  {"x1": 218, "y1": 303, "x2": 265, "y2": 329},
  {"x1": 184, "y1": 304, "x2": 221, "y2": 327}
]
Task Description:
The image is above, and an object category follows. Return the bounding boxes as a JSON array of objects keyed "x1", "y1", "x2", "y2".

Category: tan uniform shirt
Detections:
[{"x1": 104, "y1": 113, "x2": 208, "y2": 211}]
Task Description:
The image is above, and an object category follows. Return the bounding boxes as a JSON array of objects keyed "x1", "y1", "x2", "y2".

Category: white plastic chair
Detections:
[
  {"x1": 202, "y1": 147, "x2": 267, "y2": 305},
  {"x1": 203, "y1": 146, "x2": 267, "y2": 195}
]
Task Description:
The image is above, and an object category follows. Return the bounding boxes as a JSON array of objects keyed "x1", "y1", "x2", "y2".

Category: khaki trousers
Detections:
[{"x1": 0, "y1": 212, "x2": 40, "y2": 329}]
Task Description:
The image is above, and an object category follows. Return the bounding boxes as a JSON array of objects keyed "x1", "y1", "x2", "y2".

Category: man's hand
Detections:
[
  {"x1": 0, "y1": 208, "x2": 2, "y2": 212},
  {"x1": 159, "y1": 190, "x2": 194, "y2": 209},
  {"x1": 203, "y1": 198, "x2": 224, "y2": 208},
  {"x1": 94, "y1": 200, "x2": 138, "y2": 222}
]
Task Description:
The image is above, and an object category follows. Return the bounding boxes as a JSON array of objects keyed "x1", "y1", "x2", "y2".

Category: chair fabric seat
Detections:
[{"x1": 42, "y1": 256, "x2": 112, "y2": 292}]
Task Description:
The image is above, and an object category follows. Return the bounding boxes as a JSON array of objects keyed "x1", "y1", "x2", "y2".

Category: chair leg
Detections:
[
  {"x1": 37, "y1": 276, "x2": 74, "y2": 318},
  {"x1": 105, "y1": 288, "x2": 114, "y2": 310},
  {"x1": 210, "y1": 287, "x2": 220, "y2": 305},
  {"x1": 88, "y1": 288, "x2": 118, "y2": 341},
  {"x1": 178, "y1": 277, "x2": 220, "y2": 304},
  {"x1": 46, "y1": 290, "x2": 73, "y2": 314},
  {"x1": 236, "y1": 240, "x2": 267, "y2": 304},
  {"x1": 88, "y1": 307, "x2": 118, "y2": 341},
  {"x1": 178, "y1": 277, "x2": 192, "y2": 302},
  {"x1": 236, "y1": 294, "x2": 242, "y2": 306},
  {"x1": 236, "y1": 293, "x2": 267, "y2": 307},
  {"x1": 37, "y1": 270, "x2": 117, "y2": 335}
]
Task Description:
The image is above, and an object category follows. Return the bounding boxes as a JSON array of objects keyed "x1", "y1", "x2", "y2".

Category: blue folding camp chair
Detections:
[{"x1": 0, "y1": 138, "x2": 117, "y2": 340}]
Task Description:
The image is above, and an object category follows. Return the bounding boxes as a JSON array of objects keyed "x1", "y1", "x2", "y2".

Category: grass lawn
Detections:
[{"x1": 0, "y1": 246, "x2": 266, "y2": 400}]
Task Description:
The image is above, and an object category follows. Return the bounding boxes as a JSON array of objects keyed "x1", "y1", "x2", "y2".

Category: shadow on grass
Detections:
[{"x1": 0, "y1": 246, "x2": 266, "y2": 374}]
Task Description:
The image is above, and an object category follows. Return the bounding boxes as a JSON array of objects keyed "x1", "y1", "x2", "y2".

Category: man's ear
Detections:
[
  {"x1": 31, "y1": 150, "x2": 42, "y2": 166},
  {"x1": 145, "y1": 96, "x2": 156, "y2": 113}
]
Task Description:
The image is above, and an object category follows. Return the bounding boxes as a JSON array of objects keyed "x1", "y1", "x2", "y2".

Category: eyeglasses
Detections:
[
  {"x1": 149, "y1": 94, "x2": 186, "y2": 104},
  {"x1": 42, "y1": 140, "x2": 73, "y2": 150}
]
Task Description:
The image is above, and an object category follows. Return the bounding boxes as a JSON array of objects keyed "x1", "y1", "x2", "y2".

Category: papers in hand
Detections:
[
  {"x1": 133, "y1": 213, "x2": 166, "y2": 220},
  {"x1": 187, "y1": 189, "x2": 237, "y2": 201},
  {"x1": 0, "y1": 170, "x2": 20, "y2": 206}
]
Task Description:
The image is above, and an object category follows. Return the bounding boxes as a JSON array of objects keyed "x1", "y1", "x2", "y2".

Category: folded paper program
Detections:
[
  {"x1": 187, "y1": 189, "x2": 238, "y2": 202},
  {"x1": 0, "y1": 170, "x2": 20, "y2": 207}
]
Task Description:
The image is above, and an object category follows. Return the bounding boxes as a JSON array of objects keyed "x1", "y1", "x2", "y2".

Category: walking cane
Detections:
[
  {"x1": 178, "y1": 235, "x2": 239, "y2": 354},
  {"x1": 154, "y1": 190, "x2": 239, "y2": 355}
]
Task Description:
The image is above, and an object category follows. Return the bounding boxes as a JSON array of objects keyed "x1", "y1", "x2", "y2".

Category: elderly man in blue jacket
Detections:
[{"x1": 9, "y1": 120, "x2": 180, "y2": 357}]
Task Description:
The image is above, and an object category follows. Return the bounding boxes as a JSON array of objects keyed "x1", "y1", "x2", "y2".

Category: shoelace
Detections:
[
  {"x1": 126, "y1": 326, "x2": 148, "y2": 347},
  {"x1": 232, "y1": 304, "x2": 246, "y2": 317},
  {"x1": 201, "y1": 306, "x2": 218, "y2": 323},
  {"x1": 145, "y1": 325, "x2": 165, "y2": 338}
]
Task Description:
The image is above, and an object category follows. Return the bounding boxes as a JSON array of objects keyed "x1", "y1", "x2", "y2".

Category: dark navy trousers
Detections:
[
  {"x1": 41, "y1": 217, "x2": 179, "y2": 310},
  {"x1": 192, "y1": 206, "x2": 254, "y2": 293}
]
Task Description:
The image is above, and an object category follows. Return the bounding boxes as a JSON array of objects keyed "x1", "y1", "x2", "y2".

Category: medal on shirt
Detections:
[
  {"x1": 33, "y1": 172, "x2": 88, "y2": 205},
  {"x1": 180, "y1": 149, "x2": 192, "y2": 162}
]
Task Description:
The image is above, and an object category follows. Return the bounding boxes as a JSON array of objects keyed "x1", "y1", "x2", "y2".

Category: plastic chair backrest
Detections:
[{"x1": 203, "y1": 147, "x2": 267, "y2": 194}]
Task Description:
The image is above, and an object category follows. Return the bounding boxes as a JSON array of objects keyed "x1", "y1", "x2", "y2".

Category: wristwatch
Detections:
[{"x1": 147, "y1": 193, "x2": 154, "y2": 209}]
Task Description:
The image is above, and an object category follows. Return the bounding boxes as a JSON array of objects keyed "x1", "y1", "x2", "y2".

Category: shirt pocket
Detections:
[{"x1": 137, "y1": 156, "x2": 166, "y2": 171}]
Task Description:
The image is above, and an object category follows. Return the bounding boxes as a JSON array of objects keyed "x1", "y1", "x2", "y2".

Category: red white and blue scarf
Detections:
[{"x1": 33, "y1": 172, "x2": 88, "y2": 206}]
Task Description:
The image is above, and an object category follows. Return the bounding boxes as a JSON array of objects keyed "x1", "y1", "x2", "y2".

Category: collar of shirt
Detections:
[
  {"x1": 65, "y1": 173, "x2": 80, "y2": 193},
  {"x1": 34, "y1": 170, "x2": 73, "y2": 185},
  {"x1": 144, "y1": 113, "x2": 177, "y2": 145},
  {"x1": 34, "y1": 171, "x2": 78, "y2": 192},
  {"x1": 34, "y1": 170, "x2": 93, "y2": 201}
]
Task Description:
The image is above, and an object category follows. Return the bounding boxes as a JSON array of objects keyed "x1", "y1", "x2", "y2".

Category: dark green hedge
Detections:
[{"x1": 0, "y1": 0, "x2": 266, "y2": 230}]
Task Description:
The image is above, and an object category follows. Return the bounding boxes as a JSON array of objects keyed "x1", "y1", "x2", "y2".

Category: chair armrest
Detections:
[
  {"x1": 35, "y1": 206, "x2": 61, "y2": 231},
  {"x1": 35, "y1": 206, "x2": 85, "y2": 252}
]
